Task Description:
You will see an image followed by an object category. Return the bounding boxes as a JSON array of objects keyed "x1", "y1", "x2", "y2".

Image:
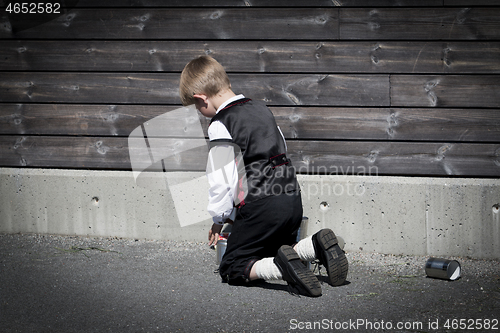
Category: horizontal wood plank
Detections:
[
  {"x1": 444, "y1": 0, "x2": 500, "y2": 6},
  {"x1": 3, "y1": 104, "x2": 499, "y2": 143},
  {"x1": 0, "y1": 8, "x2": 339, "y2": 39},
  {"x1": 2, "y1": 41, "x2": 499, "y2": 74},
  {"x1": 0, "y1": 104, "x2": 178, "y2": 136},
  {"x1": 391, "y1": 75, "x2": 500, "y2": 108},
  {"x1": 1, "y1": 135, "x2": 499, "y2": 176},
  {"x1": 4, "y1": 0, "x2": 492, "y2": 7},
  {"x1": 0, "y1": 135, "x2": 209, "y2": 171},
  {"x1": 0, "y1": 136, "x2": 131, "y2": 170},
  {"x1": 4, "y1": 73, "x2": 500, "y2": 108},
  {"x1": 340, "y1": 8, "x2": 500, "y2": 40},
  {"x1": 271, "y1": 107, "x2": 500, "y2": 142},
  {"x1": 290, "y1": 140, "x2": 500, "y2": 177},
  {"x1": 0, "y1": 73, "x2": 390, "y2": 106},
  {"x1": 8, "y1": 0, "x2": 443, "y2": 7},
  {"x1": 3, "y1": 8, "x2": 500, "y2": 40}
]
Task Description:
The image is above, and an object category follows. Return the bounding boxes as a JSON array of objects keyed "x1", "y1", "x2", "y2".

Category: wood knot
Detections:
[
  {"x1": 442, "y1": 48, "x2": 452, "y2": 66},
  {"x1": 436, "y1": 144, "x2": 452, "y2": 161},
  {"x1": 386, "y1": 112, "x2": 398, "y2": 137},
  {"x1": 210, "y1": 11, "x2": 222, "y2": 20},
  {"x1": 368, "y1": 22, "x2": 380, "y2": 31},
  {"x1": 13, "y1": 137, "x2": 26, "y2": 150},
  {"x1": 315, "y1": 15, "x2": 328, "y2": 25},
  {"x1": 3, "y1": 21, "x2": 12, "y2": 32},
  {"x1": 424, "y1": 79, "x2": 440, "y2": 107},
  {"x1": 424, "y1": 79, "x2": 439, "y2": 92},
  {"x1": 368, "y1": 150, "x2": 379, "y2": 163},
  {"x1": 289, "y1": 114, "x2": 301, "y2": 123},
  {"x1": 286, "y1": 92, "x2": 300, "y2": 105},
  {"x1": 94, "y1": 141, "x2": 110, "y2": 155},
  {"x1": 140, "y1": 14, "x2": 151, "y2": 22},
  {"x1": 456, "y1": 8, "x2": 470, "y2": 24},
  {"x1": 62, "y1": 13, "x2": 76, "y2": 27}
]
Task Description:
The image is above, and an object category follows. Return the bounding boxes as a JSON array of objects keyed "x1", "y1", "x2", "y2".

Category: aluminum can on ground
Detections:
[
  {"x1": 216, "y1": 239, "x2": 227, "y2": 265},
  {"x1": 425, "y1": 257, "x2": 461, "y2": 281}
]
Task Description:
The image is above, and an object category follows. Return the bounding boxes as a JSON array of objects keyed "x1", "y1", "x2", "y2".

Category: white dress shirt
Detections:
[{"x1": 206, "y1": 95, "x2": 245, "y2": 224}]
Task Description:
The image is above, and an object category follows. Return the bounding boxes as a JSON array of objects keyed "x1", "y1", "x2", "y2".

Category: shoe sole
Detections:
[
  {"x1": 316, "y1": 229, "x2": 349, "y2": 286},
  {"x1": 275, "y1": 245, "x2": 322, "y2": 297}
]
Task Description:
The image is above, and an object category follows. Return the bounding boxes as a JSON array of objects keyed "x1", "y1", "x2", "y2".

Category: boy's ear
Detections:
[{"x1": 193, "y1": 93, "x2": 208, "y2": 103}]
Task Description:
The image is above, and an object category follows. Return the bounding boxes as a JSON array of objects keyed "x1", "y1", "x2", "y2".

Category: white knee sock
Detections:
[
  {"x1": 294, "y1": 235, "x2": 316, "y2": 261},
  {"x1": 253, "y1": 257, "x2": 282, "y2": 281}
]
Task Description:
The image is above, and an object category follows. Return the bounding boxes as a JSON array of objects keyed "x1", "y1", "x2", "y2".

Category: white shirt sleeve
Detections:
[
  {"x1": 206, "y1": 121, "x2": 238, "y2": 225},
  {"x1": 277, "y1": 125, "x2": 287, "y2": 152}
]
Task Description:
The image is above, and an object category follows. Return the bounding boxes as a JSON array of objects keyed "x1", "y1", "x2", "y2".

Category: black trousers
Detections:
[{"x1": 219, "y1": 191, "x2": 303, "y2": 285}]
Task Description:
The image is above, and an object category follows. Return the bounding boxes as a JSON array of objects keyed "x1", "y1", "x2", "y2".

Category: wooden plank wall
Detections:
[{"x1": 1, "y1": 0, "x2": 500, "y2": 177}]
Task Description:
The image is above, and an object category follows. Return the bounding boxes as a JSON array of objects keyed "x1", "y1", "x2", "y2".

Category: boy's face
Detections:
[{"x1": 193, "y1": 94, "x2": 217, "y2": 118}]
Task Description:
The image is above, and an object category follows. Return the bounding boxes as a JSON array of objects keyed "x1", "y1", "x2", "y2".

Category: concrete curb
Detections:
[{"x1": 1, "y1": 167, "x2": 499, "y2": 258}]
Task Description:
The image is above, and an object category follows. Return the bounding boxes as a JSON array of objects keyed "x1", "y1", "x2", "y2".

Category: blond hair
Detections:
[{"x1": 179, "y1": 56, "x2": 231, "y2": 106}]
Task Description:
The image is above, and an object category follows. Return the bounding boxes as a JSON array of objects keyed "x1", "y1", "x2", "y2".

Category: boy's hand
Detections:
[{"x1": 208, "y1": 223, "x2": 223, "y2": 246}]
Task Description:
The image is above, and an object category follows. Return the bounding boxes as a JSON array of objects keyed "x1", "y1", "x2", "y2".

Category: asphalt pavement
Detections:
[{"x1": 1, "y1": 233, "x2": 499, "y2": 333}]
